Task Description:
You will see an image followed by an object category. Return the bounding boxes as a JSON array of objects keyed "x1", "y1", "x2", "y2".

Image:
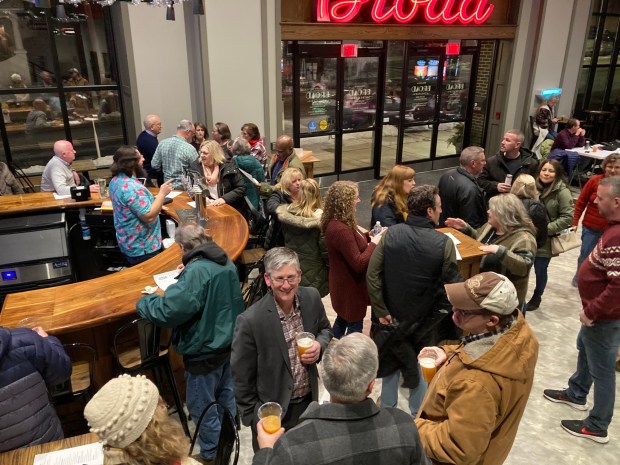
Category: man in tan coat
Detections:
[{"x1": 416, "y1": 272, "x2": 539, "y2": 465}]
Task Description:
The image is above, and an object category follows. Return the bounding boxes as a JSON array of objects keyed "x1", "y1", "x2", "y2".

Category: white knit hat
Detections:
[{"x1": 84, "y1": 374, "x2": 159, "y2": 448}]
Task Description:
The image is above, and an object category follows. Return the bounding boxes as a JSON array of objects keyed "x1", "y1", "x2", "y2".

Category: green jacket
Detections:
[
  {"x1": 276, "y1": 205, "x2": 329, "y2": 297},
  {"x1": 463, "y1": 223, "x2": 537, "y2": 308},
  {"x1": 538, "y1": 179, "x2": 574, "y2": 257},
  {"x1": 136, "y1": 242, "x2": 244, "y2": 358}
]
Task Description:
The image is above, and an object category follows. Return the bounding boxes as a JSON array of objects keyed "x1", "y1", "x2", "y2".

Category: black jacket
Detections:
[
  {"x1": 438, "y1": 167, "x2": 487, "y2": 228},
  {"x1": 370, "y1": 199, "x2": 405, "y2": 228},
  {"x1": 522, "y1": 198, "x2": 548, "y2": 248},
  {"x1": 478, "y1": 148, "x2": 539, "y2": 198},
  {"x1": 0, "y1": 328, "x2": 71, "y2": 452},
  {"x1": 189, "y1": 159, "x2": 247, "y2": 215}
]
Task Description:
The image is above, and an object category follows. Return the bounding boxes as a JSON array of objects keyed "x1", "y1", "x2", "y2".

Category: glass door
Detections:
[
  {"x1": 398, "y1": 44, "x2": 477, "y2": 168},
  {"x1": 292, "y1": 43, "x2": 384, "y2": 177}
]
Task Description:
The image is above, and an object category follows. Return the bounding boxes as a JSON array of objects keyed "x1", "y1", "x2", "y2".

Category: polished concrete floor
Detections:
[{"x1": 210, "y1": 172, "x2": 620, "y2": 464}]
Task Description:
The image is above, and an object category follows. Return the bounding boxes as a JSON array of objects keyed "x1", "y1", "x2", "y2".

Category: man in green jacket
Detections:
[{"x1": 137, "y1": 223, "x2": 244, "y2": 464}]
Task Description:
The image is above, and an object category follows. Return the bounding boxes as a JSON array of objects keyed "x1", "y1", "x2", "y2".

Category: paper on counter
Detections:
[
  {"x1": 166, "y1": 190, "x2": 183, "y2": 199},
  {"x1": 53, "y1": 193, "x2": 71, "y2": 200},
  {"x1": 33, "y1": 442, "x2": 103, "y2": 465},
  {"x1": 443, "y1": 232, "x2": 463, "y2": 261},
  {"x1": 153, "y1": 270, "x2": 179, "y2": 291},
  {"x1": 187, "y1": 201, "x2": 196, "y2": 208}
]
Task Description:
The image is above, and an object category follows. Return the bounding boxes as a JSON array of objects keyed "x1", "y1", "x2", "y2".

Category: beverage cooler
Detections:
[{"x1": 0, "y1": 212, "x2": 74, "y2": 309}]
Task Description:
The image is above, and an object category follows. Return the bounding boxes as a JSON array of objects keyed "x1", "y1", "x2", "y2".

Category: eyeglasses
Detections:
[{"x1": 270, "y1": 274, "x2": 300, "y2": 284}]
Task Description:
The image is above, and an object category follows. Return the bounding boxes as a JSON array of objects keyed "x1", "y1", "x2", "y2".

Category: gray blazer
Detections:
[{"x1": 231, "y1": 286, "x2": 333, "y2": 427}]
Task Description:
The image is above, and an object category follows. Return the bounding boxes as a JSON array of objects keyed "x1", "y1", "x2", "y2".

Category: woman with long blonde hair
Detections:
[
  {"x1": 189, "y1": 140, "x2": 247, "y2": 213},
  {"x1": 322, "y1": 181, "x2": 384, "y2": 337},
  {"x1": 265, "y1": 167, "x2": 303, "y2": 249},
  {"x1": 370, "y1": 165, "x2": 416, "y2": 227},
  {"x1": 277, "y1": 179, "x2": 328, "y2": 295}
]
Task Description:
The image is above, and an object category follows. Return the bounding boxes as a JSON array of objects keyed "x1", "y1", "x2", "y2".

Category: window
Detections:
[{"x1": 0, "y1": 1, "x2": 125, "y2": 176}]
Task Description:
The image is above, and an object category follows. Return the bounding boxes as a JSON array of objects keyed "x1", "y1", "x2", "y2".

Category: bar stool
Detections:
[
  {"x1": 51, "y1": 343, "x2": 97, "y2": 406},
  {"x1": 112, "y1": 318, "x2": 190, "y2": 436}
]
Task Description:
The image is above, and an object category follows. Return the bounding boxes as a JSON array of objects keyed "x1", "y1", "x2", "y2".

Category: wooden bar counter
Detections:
[
  {"x1": 0, "y1": 433, "x2": 103, "y2": 465},
  {"x1": 0, "y1": 190, "x2": 248, "y2": 387}
]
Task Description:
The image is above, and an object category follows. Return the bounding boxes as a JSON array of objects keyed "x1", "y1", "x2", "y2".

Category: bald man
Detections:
[
  {"x1": 40, "y1": 140, "x2": 98, "y2": 196},
  {"x1": 136, "y1": 114, "x2": 163, "y2": 184},
  {"x1": 268, "y1": 135, "x2": 306, "y2": 186}
]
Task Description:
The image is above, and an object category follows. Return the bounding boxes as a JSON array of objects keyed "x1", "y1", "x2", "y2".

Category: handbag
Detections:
[
  {"x1": 550, "y1": 229, "x2": 581, "y2": 254},
  {"x1": 244, "y1": 196, "x2": 269, "y2": 237}
]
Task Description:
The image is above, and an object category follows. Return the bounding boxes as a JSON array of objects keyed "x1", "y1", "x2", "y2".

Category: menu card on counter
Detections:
[{"x1": 33, "y1": 442, "x2": 103, "y2": 465}]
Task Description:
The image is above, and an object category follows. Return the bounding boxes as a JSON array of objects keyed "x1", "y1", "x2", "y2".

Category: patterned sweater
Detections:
[{"x1": 578, "y1": 221, "x2": 620, "y2": 321}]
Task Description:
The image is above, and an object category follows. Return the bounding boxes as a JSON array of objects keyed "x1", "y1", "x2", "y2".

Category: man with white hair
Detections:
[
  {"x1": 416, "y1": 272, "x2": 539, "y2": 465},
  {"x1": 136, "y1": 114, "x2": 163, "y2": 185},
  {"x1": 254, "y1": 332, "x2": 430, "y2": 465},
  {"x1": 40, "y1": 140, "x2": 98, "y2": 195},
  {"x1": 151, "y1": 119, "x2": 197, "y2": 189}
]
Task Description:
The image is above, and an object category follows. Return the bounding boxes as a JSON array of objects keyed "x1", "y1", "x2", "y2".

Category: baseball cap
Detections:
[{"x1": 445, "y1": 272, "x2": 518, "y2": 315}]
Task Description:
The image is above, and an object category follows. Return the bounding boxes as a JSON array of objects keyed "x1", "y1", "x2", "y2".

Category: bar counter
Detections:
[
  {"x1": 0, "y1": 191, "x2": 248, "y2": 388},
  {"x1": 0, "y1": 190, "x2": 248, "y2": 333}
]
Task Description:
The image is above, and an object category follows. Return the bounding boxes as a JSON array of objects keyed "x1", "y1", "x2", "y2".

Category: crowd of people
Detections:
[{"x1": 1, "y1": 118, "x2": 619, "y2": 465}]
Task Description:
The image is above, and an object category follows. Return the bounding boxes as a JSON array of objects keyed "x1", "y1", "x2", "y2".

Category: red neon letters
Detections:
[{"x1": 316, "y1": 0, "x2": 495, "y2": 25}]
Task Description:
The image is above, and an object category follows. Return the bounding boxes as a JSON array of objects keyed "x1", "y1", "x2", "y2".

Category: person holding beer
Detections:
[
  {"x1": 231, "y1": 247, "x2": 333, "y2": 451},
  {"x1": 253, "y1": 333, "x2": 430, "y2": 465},
  {"x1": 415, "y1": 272, "x2": 539, "y2": 465}
]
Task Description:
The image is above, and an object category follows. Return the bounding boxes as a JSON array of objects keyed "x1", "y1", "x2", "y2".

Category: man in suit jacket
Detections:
[
  {"x1": 136, "y1": 114, "x2": 162, "y2": 185},
  {"x1": 231, "y1": 247, "x2": 333, "y2": 451}
]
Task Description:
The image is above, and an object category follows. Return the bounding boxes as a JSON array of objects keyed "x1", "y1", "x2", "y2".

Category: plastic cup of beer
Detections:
[
  {"x1": 258, "y1": 402, "x2": 282, "y2": 434},
  {"x1": 592, "y1": 145, "x2": 598, "y2": 152},
  {"x1": 296, "y1": 332, "x2": 315, "y2": 358},
  {"x1": 419, "y1": 352, "x2": 438, "y2": 383}
]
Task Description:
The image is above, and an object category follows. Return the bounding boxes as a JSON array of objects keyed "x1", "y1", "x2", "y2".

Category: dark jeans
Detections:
[
  {"x1": 533, "y1": 256, "x2": 552, "y2": 296},
  {"x1": 124, "y1": 248, "x2": 161, "y2": 266},
  {"x1": 333, "y1": 316, "x2": 363, "y2": 339}
]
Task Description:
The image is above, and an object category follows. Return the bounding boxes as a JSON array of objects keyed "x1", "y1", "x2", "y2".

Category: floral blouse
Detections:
[{"x1": 108, "y1": 172, "x2": 161, "y2": 257}]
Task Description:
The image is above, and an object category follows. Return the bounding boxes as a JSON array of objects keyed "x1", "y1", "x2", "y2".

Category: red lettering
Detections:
[{"x1": 317, "y1": 0, "x2": 494, "y2": 25}]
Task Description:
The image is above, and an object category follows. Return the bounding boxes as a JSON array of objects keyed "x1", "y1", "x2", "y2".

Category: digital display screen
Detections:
[{"x1": 1, "y1": 270, "x2": 17, "y2": 281}]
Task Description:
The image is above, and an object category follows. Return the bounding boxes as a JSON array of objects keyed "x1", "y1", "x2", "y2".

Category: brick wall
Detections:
[{"x1": 470, "y1": 40, "x2": 496, "y2": 147}]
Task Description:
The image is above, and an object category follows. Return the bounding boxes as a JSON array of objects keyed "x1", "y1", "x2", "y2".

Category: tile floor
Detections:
[{"x1": 200, "y1": 171, "x2": 620, "y2": 464}]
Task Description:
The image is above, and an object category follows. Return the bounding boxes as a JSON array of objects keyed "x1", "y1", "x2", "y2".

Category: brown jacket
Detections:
[
  {"x1": 416, "y1": 312, "x2": 539, "y2": 465},
  {"x1": 0, "y1": 162, "x2": 23, "y2": 195}
]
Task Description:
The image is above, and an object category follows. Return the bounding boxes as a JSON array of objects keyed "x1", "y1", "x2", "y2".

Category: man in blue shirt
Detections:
[
  {"x1": 136, "y1": 114, "x2": 163, "y2": 185},
  {"x1": 151, "y1": 119, "x2": 197, "y2": 189}
]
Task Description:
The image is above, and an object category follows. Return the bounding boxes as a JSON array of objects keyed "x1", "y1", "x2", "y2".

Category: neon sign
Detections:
[{"x1": 316, "y1": 0, "x2": 495, "y2": 25}]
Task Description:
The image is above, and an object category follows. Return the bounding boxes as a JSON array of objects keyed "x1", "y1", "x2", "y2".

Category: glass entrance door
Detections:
[
  {"x1": 399, "y1": 45, "x2": 476, "y2": 169},
  {"x1": 291, "y1": 43, "x2": 383, "y2": 177}
]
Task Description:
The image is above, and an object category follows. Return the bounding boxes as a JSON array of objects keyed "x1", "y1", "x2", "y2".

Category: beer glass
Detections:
[
  {"x1": 295, "y1": 332, "x2": 315, "y2": 358},
  {"x1": 97, "y1": 178, "x2": 107, "y2": 198},
  {"x1": 418, "y1": 352, "x2": 438, "y2": 383},
  {"x1": 258, "y1": 402, "x2": 282, "y2": 434}
]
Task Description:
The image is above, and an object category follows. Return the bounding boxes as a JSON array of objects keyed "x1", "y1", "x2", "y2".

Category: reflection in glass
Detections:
[
  {"x1": 299, "y1": 136, "x2": 335, "y2": 175},
  {"x1": 282, "y1": 42, "x2": 293, "y2": 135},
  {"x1": 72, "y1": 90, "x2": 123, "y2": 162},
  {"x1": 590, "y1": 67, "x2": 609, "y2": 109},
  {"x1": 440, "y1": 55, "x2": 472, "y2": 121},
  {"x1": 380, "y1": 124, "x2": 398, "y2": 176},
  {"x1": 574, "y1": 69, "x2": 590, "y2": 114},
  {"x1": 343, "y1": 57, "x2": 379, "y2": 130},
  {"x1": 299, "y1": 57, "x2": 337, "y2": 134},
  {"x1": 597, "y1": 16, "x2": 618, "y2": 66},
  {"x1": 341, "y1": 131, "x2": 374, "y2": 171},
  {"x1": 437, "y1": 122, "x2": 463, "y2": 158},
  {"x1": 583, "y1": 23, "x2": 599, "y2": 65},
  {"x1": 405, "y1": 55, "x2": 438, "y2": 123},
  {"x1": 402, "y1": 126, "x2": 432, "y2": 163}
]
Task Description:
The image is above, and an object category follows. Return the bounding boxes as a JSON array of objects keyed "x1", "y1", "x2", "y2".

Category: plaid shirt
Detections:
[
  {"x1": 460, "y1": 316, "x2": 514, "y2": 344},
  {"x1": 276, "y1": 297, "x2": 310, "y2": 399},
  {"x1": 151, "y1": 135, "x2": 197, "y2": 189}
]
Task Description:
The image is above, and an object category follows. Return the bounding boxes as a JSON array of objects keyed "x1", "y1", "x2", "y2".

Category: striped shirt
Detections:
[{"x1": 276, "y1": 297, "x2": 310, "y2": 399}]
